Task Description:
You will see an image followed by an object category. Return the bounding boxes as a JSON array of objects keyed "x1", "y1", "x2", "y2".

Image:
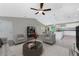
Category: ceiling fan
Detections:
[{"x1": 30, "y1": 3, "x2": 51, "y2": 15}]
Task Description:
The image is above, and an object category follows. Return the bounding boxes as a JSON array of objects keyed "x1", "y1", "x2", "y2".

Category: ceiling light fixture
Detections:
[{"x1": 30, "y1": 3, "x2": 51, "y2": 15}]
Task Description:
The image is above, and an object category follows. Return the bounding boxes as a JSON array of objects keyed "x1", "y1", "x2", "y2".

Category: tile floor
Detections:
[{"x1": 0, "y1": 35, "x2": 77, "y2": 56}]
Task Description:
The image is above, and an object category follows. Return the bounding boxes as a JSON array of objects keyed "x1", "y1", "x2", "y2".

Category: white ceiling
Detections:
[{"x1": 0, "y1": 3, "x2": 79, "y2": 25}]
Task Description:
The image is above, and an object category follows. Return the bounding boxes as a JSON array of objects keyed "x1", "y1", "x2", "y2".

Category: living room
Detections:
[{"x1": 0, "y1": 2, "x2": 79, "y2": 56}]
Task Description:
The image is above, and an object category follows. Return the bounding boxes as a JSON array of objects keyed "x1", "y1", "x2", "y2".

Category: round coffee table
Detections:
[{"x1": 23, "y1": 41, "x2": 43, "y2": 56}]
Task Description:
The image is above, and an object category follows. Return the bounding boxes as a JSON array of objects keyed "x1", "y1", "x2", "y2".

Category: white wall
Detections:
[
  {"x1": 0, "y1": 17, "x2": 45, "y2": 40},
  {"x1": 64, "y1": 23, "x2": 79, "y2": 36},
  {"x1": 55, "y1": 23, "x2": 79, "y2": 40}
]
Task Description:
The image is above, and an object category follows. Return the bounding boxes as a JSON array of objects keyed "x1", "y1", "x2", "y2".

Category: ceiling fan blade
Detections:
[
  {"x1": 30, "y1": 8, "x2": 38, "y2": 11},
  {"x1": 42, "y1": 12, "x2": 45, "y2": 15},
  {"x1": 40, "y1": 3, "x2": 44, "y2": 9},
  {"x1": 43, "y1": 9, "x2": 51, "y2": 11},
  {"x1": 35, "y1": 12, "x2": 39, "y2": 14}
]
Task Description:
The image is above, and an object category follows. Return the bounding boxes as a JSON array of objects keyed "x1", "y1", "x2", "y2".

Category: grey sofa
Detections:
[
  {"x1": 0, "y1": 38, "x2": 3, "y2": 47},
  {"x1": 14, "y1": 34, "x2": 26, "y2": 45},
  {"x1": 43, "y1": 31, "x2": 56, "y2": 45}
]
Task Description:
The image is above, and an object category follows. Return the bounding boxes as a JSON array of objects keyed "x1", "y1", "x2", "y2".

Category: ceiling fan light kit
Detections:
[{"x1": 30, "y1": 3, "x2": 51, "y2": 15}]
